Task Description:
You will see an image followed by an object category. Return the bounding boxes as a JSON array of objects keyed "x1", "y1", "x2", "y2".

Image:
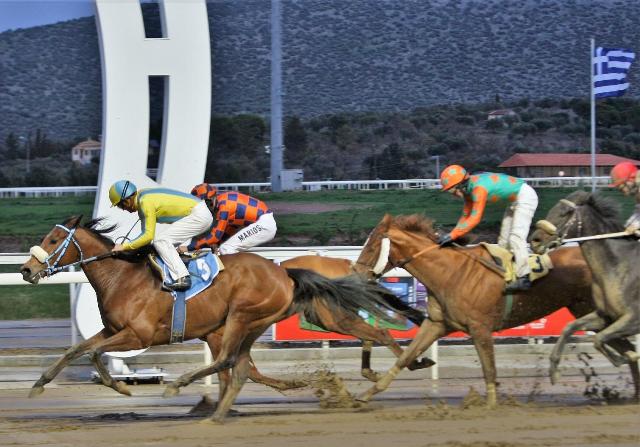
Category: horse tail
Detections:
[{"x1": 286, "y1": 268, "x2": 416, "y2": 326}]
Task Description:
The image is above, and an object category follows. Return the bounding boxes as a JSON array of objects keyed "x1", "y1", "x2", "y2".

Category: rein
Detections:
[
  {"x1": 536, "y1": 199, "x2": 634, "y2": 249},
  {"x1": 363, "y1": 235, "x2": 505, "y2": 278}
]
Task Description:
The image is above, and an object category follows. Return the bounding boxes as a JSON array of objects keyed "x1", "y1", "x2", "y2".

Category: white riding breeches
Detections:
[
  {"x1": 153, "y1": 201, "x2": 213, "y2": 280},
  {"x1": 218, "y1": 213, "x2": 277, "y2": 255},
  {"x1": 498, "y1": 183, "x2": 538, "y2": 278}
]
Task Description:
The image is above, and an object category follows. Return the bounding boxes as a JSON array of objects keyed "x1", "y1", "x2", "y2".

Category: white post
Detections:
[
  {"x1": 203, "y1": 341, "x2": 213, "y2": 386},
  {"x1": 428, "y1": 340, "x2": 439, "y2": 380},
  {"x1": 590, "y1": 38, "x2": 597, "y2": 192}
]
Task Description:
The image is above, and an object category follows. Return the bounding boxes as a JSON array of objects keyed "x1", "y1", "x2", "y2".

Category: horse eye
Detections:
[{"x1": 50, "y1": 239, "x2": 57, "y2": 244}]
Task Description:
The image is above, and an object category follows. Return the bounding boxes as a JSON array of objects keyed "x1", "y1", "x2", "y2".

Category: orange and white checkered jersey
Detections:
[{"x1": 188, "y1": 191, "x2": 271, "y2": 250}]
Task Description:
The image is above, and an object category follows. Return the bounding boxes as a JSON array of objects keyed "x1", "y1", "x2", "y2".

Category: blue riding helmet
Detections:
[{"x1": 108, "y1": 180, "x2": 137, "y2": 207}]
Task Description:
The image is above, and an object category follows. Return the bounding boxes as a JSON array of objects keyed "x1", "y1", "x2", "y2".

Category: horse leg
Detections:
[
  {"x1": 208, "y1": 349, "x2": 253, "y2": 424},
  {"x1": 356, "y1": 320, "x2": 446, "y2": 403},
  {"x1": 319, "y1": 313, "x2": 434, "y2": 382},
  {"x1": 592, "y1": 313, "x2": 639, "y2": 366},
  {"x1": 360, "y1": 340, "x2": 378, "y2": 381},
  {"x1": 89, "y1": 351, "x2": 131, "y2": 396},
  {"x1": 549, "y1": 311, "x2": 607, "y2": 385},
  {"x1": 164, "y1": 319, "x2": 247, "y2": 399},
  {"x1": 468, "y1": 324, "x2": 498, "y2": 408},
  {"x1": 606, "y1": 337, "x2": 640, "y2": 401},
  {"x1": 29, "y1": 331, "x2": 108, "y2": 397}
]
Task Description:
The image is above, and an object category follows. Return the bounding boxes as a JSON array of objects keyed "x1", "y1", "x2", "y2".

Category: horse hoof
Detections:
[
  {"x1": 625, "y1": 351, "x2": 640, "y2": 363},
  {"x1": 407, "y1": 357, "x2": 436, "y2": 371},
  {"x1": 361, "y1": 369, "x2": 380, "y2": 382},
  {"x1": 115, "y1": 381, "x2": 132, "y2": 396},
  {"x1": 550, "y1": 370, "x2": 560, "y2": 385},
  {"x1": 201, "y1": 415, "x2": 225, "y2": 425},
  {"x1": 355, "y1": 390, "x2": 373, "y2": 403},
  {"x1": 28, "y1": 385, "x2": 45, "y2": 398},
  {"x1": 163, "y1": 385, "x2": 180, "y2": 398}
]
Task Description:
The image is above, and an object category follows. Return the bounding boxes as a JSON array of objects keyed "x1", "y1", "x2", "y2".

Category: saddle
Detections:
[
  {"x1": 147, "y1": 249, "x2": 224, "y2": 295},
  {"x1": 479, "y1": 243, "x2": 553, "y2": 284},
  {"x1": 147, "y1": 249, "x2": 224, "y2": 344}
]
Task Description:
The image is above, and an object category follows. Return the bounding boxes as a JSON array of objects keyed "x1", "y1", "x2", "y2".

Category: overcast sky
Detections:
[{"x1": 0, "y1": 0, "x2": 94, "y2": 33}]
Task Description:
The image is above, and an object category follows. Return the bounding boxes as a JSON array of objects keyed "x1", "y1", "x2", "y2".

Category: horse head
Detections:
[
  {"x1": 529, "y1": 191, "x2": 622, "y2": 254},
  {"x1": 355, "y1": 213, "x2": 440, "y2": 278},
  {"x1": 20, "y1": 215, "x2": 116, "y2": 284},
  {"x1": 354, "y1": 213, "x2": 394, "y2": 279}
]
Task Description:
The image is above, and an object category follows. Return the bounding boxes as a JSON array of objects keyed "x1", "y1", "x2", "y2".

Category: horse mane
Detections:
[
  {"x1": 392, "y1": 214, "x2": 438, "y2": 239},
  {"x1": 566, "y1": 190, "x2": 623, "y2": 230}
]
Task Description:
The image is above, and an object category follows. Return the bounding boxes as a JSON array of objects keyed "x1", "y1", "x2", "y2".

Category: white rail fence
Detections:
[{"x1": 0, "y1": 176, "x2": 610, "y2": 197}]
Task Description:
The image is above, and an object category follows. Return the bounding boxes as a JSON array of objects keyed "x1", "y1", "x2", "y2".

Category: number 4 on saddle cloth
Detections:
[
  {"x1": 479, "y1": 243, "x2": 553, "y2": 284},
  {"x1": 148, "y1": 250, "x2": 224, "y2": 343}
]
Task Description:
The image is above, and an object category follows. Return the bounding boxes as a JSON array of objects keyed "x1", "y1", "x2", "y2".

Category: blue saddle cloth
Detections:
[
  {"x1": 155, "y1": 252, "x2": 222, "y2": 344},
  {"x1": 157, "y1": 253, "x2": 222, "y2": 301}
]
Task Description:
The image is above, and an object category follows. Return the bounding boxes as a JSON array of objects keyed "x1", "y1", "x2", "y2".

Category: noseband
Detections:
[{"x1": 356, "y1": 235, "x2": 440, "y2": 279}]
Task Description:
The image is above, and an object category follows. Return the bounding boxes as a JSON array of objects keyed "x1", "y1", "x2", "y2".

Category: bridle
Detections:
[
  {"x1": 29, "y1": 223, "x2": 114, "y2": 278},
  {"x1": 535, "y1": 199, "x2": 583, "y2": 251},
  {"x1": 357, "y1": 232, "x2": 506, "y2": 279}
]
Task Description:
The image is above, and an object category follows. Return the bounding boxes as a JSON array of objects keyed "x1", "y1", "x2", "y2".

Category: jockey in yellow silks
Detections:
[
  {"x1": 609, "y1": 161, "x2": 640, "y2": 234},
  {"x1": 439, "y1": 165, "x2": 539, "y2": 292},
  {"x1": 108, "y1": 180, "x2": 213, "y2": 291}
]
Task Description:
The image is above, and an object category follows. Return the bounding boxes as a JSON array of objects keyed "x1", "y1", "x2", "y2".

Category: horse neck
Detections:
[
  {"x1": 388, "y1": 228, "x2": 470, "y2": 295},
  {"x1": 75, "y1": 229, "x2": 140, "y2": 299},
  {"x1": 577, "y1": 206, "x2": 626, "y2": 269}
]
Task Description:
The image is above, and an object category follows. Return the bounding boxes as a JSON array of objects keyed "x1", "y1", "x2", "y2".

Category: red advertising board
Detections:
[{"x1": 272, "y1": 277, "x2": 582, "y2": 341}]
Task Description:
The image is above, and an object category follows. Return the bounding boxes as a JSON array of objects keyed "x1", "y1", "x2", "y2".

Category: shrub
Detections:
[
  {"x1": 532, "y1": 119, "x2": 553, "y2": 131},
  {"x1": 511, "y1": 122, "x2": 537, "y2": 135}
]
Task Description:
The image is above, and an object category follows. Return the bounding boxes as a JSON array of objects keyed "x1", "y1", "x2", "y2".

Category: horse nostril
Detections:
[{"x1": 21, "y1": 268, "x2": 31, "y2": 278}]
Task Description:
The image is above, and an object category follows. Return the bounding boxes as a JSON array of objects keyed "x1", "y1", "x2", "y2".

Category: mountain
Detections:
[{"x1": 0, "y1": 0, "x2": 638, "y2": 142}]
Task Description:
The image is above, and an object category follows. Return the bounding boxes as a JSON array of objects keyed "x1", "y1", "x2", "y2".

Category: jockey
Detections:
[
  {"x1": 185, "y1": 183, "x2": 277, "y2": 255},
  {"x1": 108, "y1": 180, "x2": 213, "y2": 291},
  {"x1": 609, "y1": 161, "x2": 640, "y2": 234},
  {"x1": 439, "y1": 165, "x2": 539, "y2": 292}
]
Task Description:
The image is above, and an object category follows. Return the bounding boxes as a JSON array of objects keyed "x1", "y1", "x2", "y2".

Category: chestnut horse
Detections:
[
  {"x1": 352, "y1": 214, "x2": 640, "y2": 406},
  {"x1": 20, "y1": 216, "x2": 409, "y2": 422},
  {"x1": 175, "y1": 255, "x2": 432, "y2": 401}
]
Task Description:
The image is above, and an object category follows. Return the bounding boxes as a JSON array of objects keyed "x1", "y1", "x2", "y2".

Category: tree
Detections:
[
  {"x1": 4, "y1": 133, "x2": 19, "y2": 160},
  {"x1": 284, "y1": 117, "x2": 308, "y2": 166}
]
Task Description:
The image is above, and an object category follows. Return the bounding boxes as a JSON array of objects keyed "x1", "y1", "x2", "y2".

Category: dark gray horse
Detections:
[{"x1": 530, "y1": 191, "x2": 640, "y2": 387}]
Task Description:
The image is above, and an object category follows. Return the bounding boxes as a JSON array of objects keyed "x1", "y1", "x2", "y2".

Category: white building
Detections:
[{"x1": 71, "y1": 138, "x2": 102, "y2": 165}]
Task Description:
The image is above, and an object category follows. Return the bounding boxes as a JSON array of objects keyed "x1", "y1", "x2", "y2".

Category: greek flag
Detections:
[{"x1": 593, "y1": 47, "x2": 635, "y2": 98}]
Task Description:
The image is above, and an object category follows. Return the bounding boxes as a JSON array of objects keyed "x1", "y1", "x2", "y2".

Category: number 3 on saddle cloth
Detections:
[
  {"x1": 479, "y1": 243, "x2": 553, "y2": 284},
  {"x1": 148, "y1": 250, "x2": 225, "y2": 343}
]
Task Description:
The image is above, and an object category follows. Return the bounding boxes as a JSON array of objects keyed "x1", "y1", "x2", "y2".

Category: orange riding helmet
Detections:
[
  {"x1": 440, "y1": 165, "x2": 469, "y2": 191},
  {"x1": 190, "y1": 183, "x2": 218, "y2": 200},
  {"x1": 609, "y1": 162, "x2": 638, "y2": 187}
]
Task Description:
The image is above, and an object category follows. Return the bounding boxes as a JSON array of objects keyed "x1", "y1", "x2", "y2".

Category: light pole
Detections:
[
  {"x1": 429, "y1": 155, "x2": 441, "y2": 178},
  {"x1": 18, "y1": 135, "x2": 31, "y2": 174}
]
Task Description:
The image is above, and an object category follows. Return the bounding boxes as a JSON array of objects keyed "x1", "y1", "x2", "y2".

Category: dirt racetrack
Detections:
[{"x1": 1, "y1": 358, "x2": 639, "y2": 447}]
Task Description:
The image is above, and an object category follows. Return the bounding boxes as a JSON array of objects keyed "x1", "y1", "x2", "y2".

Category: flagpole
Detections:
[{"x1": 590, "y1": 38, "x2": 596, "y2": 192}]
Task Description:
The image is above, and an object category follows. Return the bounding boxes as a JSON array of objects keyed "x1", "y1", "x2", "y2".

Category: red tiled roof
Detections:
[
  {"x1": 499, "y1": 153, "x2": 640, "y2": 168},
  {"x1": 71, "y1": 138, "x2": 101, "y2": 151}
]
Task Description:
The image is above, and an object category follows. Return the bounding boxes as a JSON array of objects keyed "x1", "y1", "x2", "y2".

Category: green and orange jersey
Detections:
[
  {"x1": 188, "y1": 191, "x2": 271, "y2": 250},
  {"x1": 450, "y1": 172, "x2": 524, "y2": 240}
]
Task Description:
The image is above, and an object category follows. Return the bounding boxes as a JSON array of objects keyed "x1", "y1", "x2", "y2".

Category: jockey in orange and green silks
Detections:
[{"x1": 439, "y1": 165, "x2": 539, "y2": 292}]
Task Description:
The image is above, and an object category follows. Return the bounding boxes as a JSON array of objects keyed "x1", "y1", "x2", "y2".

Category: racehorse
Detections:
[
  {"x1": 529, "y1": 191, "x2": 640, "y2": 384},
  {"x1": 352, "y1": 213, "x2": 640, "y2": 406},
  {"x1": 20, "y1": 216, "x2": 411, "y2": 422},
  {"x1": 170, "y1": 255, "x2": 432, "y2": 402}
]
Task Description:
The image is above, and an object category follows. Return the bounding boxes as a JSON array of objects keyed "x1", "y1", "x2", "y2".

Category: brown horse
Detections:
[
  {"x1": 20, "y1": 216, "x2": 409, "y2": 422},
  {"x1": 165, "y1": 255, "x2": 432, "y2": 401},
  {"x1": 352, "y1": 213, "x2": 640, "y2": 406}
]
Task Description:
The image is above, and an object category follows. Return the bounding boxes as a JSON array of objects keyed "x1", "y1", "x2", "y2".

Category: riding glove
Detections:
[{"x1": 437, "y1": 233, "x2": 453, "y2": 246}]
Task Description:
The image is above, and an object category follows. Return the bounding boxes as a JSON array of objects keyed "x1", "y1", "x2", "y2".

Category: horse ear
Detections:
[
  {"x1": 382, "y1": 213, "x2": 392, "y2": 225},
  {"x1": 71, "y1": 215, "x2": 83, "y2": 229}
]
